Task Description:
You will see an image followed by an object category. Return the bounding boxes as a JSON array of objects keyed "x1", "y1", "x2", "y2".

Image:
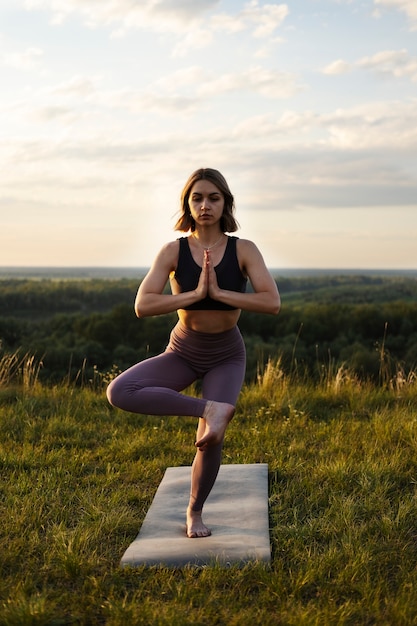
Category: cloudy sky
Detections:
[{"x1": 1, "y1": 0, "x2": 416, "y2": 269}]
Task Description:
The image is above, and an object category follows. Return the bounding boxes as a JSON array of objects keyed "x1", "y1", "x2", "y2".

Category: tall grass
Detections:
[
  {"x1": 0, "y1": 350, "x2": 43, "y2": 390},
  {"x1": 1, "y1": 352, "x2": 417, "y2": 624}
]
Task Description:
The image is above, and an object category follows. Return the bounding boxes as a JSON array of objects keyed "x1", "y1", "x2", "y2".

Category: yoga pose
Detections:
[{"x1": 107, "y1": 168, "x2": 280, "y2": 538}]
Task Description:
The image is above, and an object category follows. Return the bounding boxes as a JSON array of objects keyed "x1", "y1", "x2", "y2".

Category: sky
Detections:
[{"x1": 1, "y1": 0, "x2": 416, "y2": 270}]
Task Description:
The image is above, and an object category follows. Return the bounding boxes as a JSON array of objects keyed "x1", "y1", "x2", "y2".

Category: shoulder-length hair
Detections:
[{"x1": 174, "y1": 168, "x2": 239, "y2": 233}]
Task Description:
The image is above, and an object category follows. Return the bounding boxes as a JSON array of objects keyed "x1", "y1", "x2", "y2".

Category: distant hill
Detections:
[{"x1": 0, "y1": 267, "x2": 416, "y2": 280}]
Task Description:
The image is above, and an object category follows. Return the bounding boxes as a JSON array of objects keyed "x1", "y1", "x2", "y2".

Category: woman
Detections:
[{"x1": 107, "y1": 168, "x2": 280, "y2": 538}]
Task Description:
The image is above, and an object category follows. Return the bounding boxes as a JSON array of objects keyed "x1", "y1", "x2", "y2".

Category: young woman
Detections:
[{"x1": 107, "y1": 168, "x2": 280, "y2": 538}]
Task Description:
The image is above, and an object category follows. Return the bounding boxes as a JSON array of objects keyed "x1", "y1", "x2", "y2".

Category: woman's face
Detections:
[{"x1": 188, "y1": 179, "x2": 225, "y2": 228}]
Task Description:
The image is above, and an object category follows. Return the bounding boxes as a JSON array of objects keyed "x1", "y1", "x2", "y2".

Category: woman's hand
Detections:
[
  {"x1": 194, "y1": 250, "x2": 210, "y2": 300},
  {"x1": 195, "y1": 250, "x2": 221, "y2": 301},
  {"x1": 206, "y1": 250, "x2": 221, "y2": 300}
]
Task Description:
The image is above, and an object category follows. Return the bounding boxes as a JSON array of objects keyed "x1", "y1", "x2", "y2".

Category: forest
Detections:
[{"x1": 1, "y1": 273, "x2": 417, "y2": 385}]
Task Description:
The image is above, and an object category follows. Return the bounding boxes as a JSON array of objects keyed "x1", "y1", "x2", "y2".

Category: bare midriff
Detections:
[{"x1": 177, "y1": 309, "x2": 241, "y2": 333}]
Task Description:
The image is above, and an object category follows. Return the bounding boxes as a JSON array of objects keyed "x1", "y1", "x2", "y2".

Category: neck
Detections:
[{"x1": 192, "y1": 231, "x2": 225, "y2": 251}]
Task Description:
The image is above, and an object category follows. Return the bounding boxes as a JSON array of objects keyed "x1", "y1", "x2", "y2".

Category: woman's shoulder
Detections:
[
  {"x1": 152, "y1": 239, "x2": 181, "y2": 269},
  {"x1": 159, "y1": 239, "x2": 183, "y2": 254},
  {"x1": 235, "y1": 238, "x2": 265, "y2": 270},
  {"x1": 235, "y1": 238, "x2": 259, "y2": 253}
]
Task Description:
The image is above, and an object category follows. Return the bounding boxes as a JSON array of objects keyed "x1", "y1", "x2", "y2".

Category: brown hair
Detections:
[{"x1": 174, "y1": 168, "x2": 239, "y2": 232}]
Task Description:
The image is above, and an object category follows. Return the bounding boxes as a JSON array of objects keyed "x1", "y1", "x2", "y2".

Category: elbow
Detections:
[
  {"x1": 134, "y1": 294, "x2": 162, "y2": 318},
  {"x1": 134, "y1": 298, "x2": 146, "y2": 318},
  {"x1": 135, "y1": 304, "x2": 149, "y2": 318},
  {"x1": 270, "y1": 295, "x2": 281, "y2": 316},
  {"x1": 135, "y1": 300, "x2": 156, "y2": 318}
]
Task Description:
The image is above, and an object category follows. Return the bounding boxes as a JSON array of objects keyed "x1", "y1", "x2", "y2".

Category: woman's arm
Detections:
[
  {"x1": 134, "y1": 241, "x2": 208, "y2": 317},
  {"x1": 207, "y1": 239, "x2": 280, "y2": 314}
]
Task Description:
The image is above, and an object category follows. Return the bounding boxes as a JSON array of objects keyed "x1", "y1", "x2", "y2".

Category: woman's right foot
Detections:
[
  {"x1": 195, "y1": 401, "x2": 235, "y2": 450},
  {"x1": 186, "y1": 507, "x2": 211, "y2": 538}
]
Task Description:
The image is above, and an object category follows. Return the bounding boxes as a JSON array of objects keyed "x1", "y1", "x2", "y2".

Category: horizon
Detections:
[{"x1": 1, "y1": 266, "x2": 416, "y2": 280}]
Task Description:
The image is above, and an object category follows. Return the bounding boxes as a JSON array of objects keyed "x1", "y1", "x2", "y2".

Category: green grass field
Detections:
[{"x1": 1, "y1": 360, "x2": 417, "y2": 625}]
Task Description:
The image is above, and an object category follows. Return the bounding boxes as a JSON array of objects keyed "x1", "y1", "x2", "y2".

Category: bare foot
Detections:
[
  {"x1": 186, "y1": 508, "x2": 211, "y2": 538},
  {"x1": 195, "y1": 401, "x2": 235, "y2": 450}
]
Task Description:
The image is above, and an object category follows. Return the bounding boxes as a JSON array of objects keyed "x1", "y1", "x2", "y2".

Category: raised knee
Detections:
[{"x1": 106, "y1": 379, "x2": 119, "y2": 408}]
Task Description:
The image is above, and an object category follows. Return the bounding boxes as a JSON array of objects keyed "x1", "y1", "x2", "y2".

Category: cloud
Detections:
[
  {"x1": 244, "y1": 2, "x2": 289, "y2": 38},
  {"x1": 232, "y1": 111, "x2": 314, "y2": 140},
  {"x1": 322, "y1": 100, "x2": 417, "y2": 150},
  {"x1": 50, "y1": 75, "x2": 98, "y2": 98},
  {"x1": 12, "y1": 71, "x2": 204, "y2": 123},
  {"x1": 2, "y1": 46, "x2": 43, "y2": 70},
  {"x1": 232, "y1": 145, "x2": 417, "y2": 212},
  {"x1": 32, "y1": 105, "x2": 79, "y2": 124},
  {"x1": 374, "y1": 0, "x2": 417, "y2": 30},
  {"x1": 322, "y1": 49, "x2": 417, "y2": 82},
  {"x1": 19, "y1": 63, "x2": 302, "y2": 127},
  {"x1": 3, "y1": 96, "x2": 416, "y2": 215},
  {"x1": 211, "y1": 1, "x2": 289, "y2": 38},
  {"x1": 24, "y1": 0, "x2": 219, "y2": 26},
  {"x1": 172, "y1": 28, "x2": 215, "y2": 58},
  {"x1": 357, "y1": 49, "x2": 417, "y2": 81},
  {"x1": 25, "y1": 0, "x2": 282, "y2": 31},
  {"x1": 24, "y1": 0, "x2": 289, "y2": 55},
  {"x1": 142, "y1": 0, "x2": 220, "y2": 20},
  {"x1": 198, "y1": 66, "x2": 303, "y2": 99},
  {"x1": 231, "y1": 99, "x2": 417, "y2": 154},
  {"x1": 322, "y1": 59, "x2": 351, "y2": 75}
]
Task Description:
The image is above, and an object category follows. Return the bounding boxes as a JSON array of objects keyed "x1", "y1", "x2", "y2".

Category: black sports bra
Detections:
[{"x1": 174, "y1": 236, "x2": 247, "y2": 310}]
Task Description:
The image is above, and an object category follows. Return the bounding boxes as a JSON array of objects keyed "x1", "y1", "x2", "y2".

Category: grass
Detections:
[{"x1": 1, "y1": 360, "x2": 417, "y2": 625}]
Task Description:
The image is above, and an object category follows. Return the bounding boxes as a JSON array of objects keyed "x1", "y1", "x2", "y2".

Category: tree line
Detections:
[{"x1": 0, "y1": 276, "x2": 417, "y2": 384}]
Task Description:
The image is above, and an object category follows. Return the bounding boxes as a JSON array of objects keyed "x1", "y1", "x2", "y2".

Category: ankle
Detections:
[
  {"x1": 202, "y1": 400, "x2": 214, "y2": 419},
  {"x1": 187, "y1": 504, "x2": 202, "y2": 514}
]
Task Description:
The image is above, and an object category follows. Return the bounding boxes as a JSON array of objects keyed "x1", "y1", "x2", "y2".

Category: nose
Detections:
[{"x1": 201, "y1": 198, "x2": 210, "y2": 211}]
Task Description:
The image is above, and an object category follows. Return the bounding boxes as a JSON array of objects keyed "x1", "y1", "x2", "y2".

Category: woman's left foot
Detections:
[
  {"x1": 196, "y1": 401, "x2": 235, "y2": 450},
  {"x1": 186, "y1": 507, "x2": 211, "y2": 538}
]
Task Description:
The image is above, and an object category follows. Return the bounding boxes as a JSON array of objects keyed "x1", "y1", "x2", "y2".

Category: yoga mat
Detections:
[{"x1": 120, "y1": 463, "x2": 270, "y2": 567}]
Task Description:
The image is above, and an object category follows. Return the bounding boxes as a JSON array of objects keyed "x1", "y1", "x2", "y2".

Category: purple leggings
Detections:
[
  {"x1": 106, "y1": 322, "x2": 246, "y2": 415},
  {"x1": 106, "y1": 322, "x2": 246, "y2": 510}
]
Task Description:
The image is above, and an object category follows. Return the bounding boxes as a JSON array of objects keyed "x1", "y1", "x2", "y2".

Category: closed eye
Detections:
[{"x1": 191, "y1": 194, "x2": 221, "y2": 201}]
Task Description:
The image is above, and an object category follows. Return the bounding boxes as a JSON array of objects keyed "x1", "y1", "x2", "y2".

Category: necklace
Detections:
[{"x1": 192, "y1": 233, "x2": 224, "y2": 251}]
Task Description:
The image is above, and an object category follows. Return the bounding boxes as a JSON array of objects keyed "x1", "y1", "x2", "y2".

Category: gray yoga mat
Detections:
[{"x1": 120, "y1": 463, "x2": 270, "y2": 567}]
